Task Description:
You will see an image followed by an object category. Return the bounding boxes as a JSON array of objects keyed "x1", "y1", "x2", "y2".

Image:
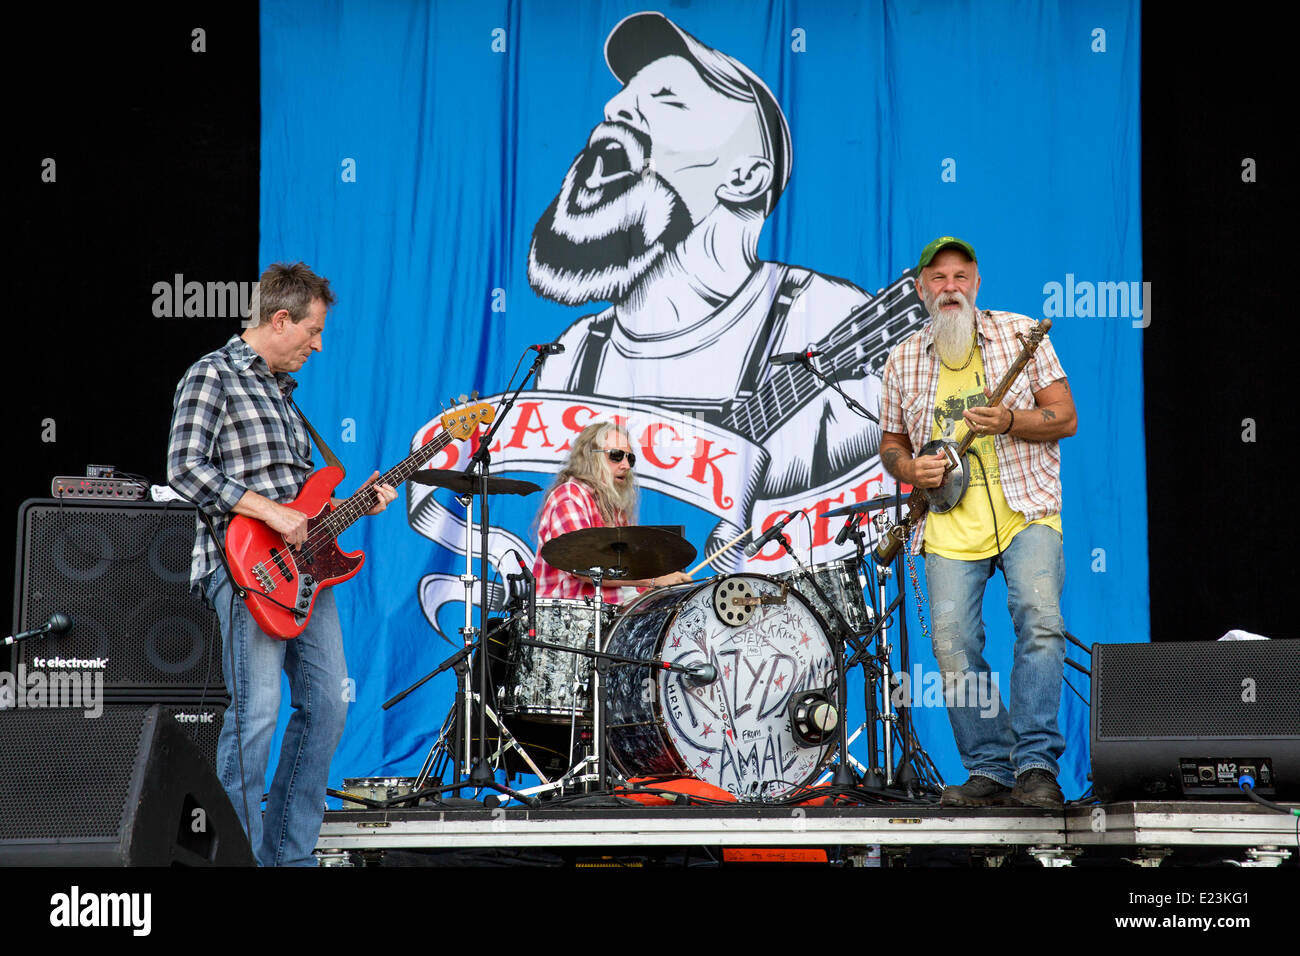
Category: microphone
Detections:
[
  {"x1": 744, "y1": 509, "x2": 803, "y2": 557},
  {"x1": 514, "y1": 558, "x2": 537, "y2": 638},
  {"x1": 683, "y1": 662, "x2": 718, "y2": 684},
  {"x1": 3, "y1": 612, "x2": 74, "y2": 646},
  {"x1": 529, "y1": 342, "x2": 566, "y2": 355},
  {"x1": 834, "y1": 513, "x2": 861, "y2": 547},
  {"x1": 769, "y1": 350, "x2": 822, "y2": 366}
]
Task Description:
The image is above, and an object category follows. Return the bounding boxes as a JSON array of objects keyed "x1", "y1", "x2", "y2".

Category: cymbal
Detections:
[
  {"x1": 819, "y1": 493, "x2": 909, "y2": 518},
  {"x1": 409, "y1": 469, "x2": 542, "y2": 497},
  {"x1": 540, "y1": 526, "x2": 696, "y2": 581}
]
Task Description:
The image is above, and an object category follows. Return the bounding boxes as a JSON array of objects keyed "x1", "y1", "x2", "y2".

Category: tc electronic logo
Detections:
[
  {"x1": 49, "y1": 885, "x2": 151, "y2": 936},
  {"x1": 29, "y1": 655, "x2": 109, "y2": 669},
  {"x1": 172, "y1": 711, "x2": 216, "y2": 723}
]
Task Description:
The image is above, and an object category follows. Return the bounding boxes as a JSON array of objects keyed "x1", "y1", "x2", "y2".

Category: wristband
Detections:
[{"x1": 1002, "y1": 409, "x2": 1015, "y2": 435}]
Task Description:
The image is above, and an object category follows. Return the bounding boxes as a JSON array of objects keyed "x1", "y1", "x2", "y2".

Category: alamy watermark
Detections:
[
  {"x1": 889, "y1": 665, "x2": 1001, "y2": 718},
  {"x1": 1042, "y1": 274, "x2": 1151, "y2": 328},
  {"x1": 152, "y1": 274, "x2": 261, "y2": 322},
  {"x1": 0, "y1": 664, "x2": 104, "y2": 718}
]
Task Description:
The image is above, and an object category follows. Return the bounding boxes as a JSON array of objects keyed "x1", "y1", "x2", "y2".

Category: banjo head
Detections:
[{"x1": 918, "y1": 438, "x2": 969, "y2": 514}]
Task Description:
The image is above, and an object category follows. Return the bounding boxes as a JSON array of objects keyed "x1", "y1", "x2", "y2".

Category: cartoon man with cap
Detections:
[{"x1": 528, "y1": 11, "x2": 917, "y2": 563}]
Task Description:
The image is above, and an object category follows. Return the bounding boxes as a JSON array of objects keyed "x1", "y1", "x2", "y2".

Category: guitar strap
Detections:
[
  {"x1": 287, "y1": 396, "x2": 345, "y2": 474},
  {"x1": 728, "y1": 266, "x2": 813, "y2": 413}
]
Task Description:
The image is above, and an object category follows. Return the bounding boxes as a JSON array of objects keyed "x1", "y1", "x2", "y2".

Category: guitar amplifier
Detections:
[{"x1": 12, "y1": 498, "x2": 225, "y2": 695}]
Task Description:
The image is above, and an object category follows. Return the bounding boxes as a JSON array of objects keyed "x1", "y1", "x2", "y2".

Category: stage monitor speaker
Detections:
[
  {"x1": 0, "y1": 703, "x2": 252, "y2": 866},
  {"x1": 102, "y1": 696, "x2": 230, "y2": 771},
  {"x1": 1091, "y1": 639, "x2": 1300, "y2": 801},
  {"x1": 13, "y1": 498, "x2": 224, "y2": 695}
]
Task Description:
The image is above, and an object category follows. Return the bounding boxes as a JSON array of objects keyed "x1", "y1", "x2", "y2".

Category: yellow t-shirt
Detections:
[{"x1": 923, "y1": 347, "x2": 1061, "y2": 559}]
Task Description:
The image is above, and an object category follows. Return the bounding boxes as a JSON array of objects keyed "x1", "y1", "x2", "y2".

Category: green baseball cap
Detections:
[{"x1": 917, "y1": 236, "x2": 977, "y2": 270}]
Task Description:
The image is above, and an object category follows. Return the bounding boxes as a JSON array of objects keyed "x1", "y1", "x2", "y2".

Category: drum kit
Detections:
[
  {"x1": 384, "y1": 463, "x2": 935, "y2": 805},
  {"x1": 376, "y1": 358, "x2": 934, "y2": 806}
]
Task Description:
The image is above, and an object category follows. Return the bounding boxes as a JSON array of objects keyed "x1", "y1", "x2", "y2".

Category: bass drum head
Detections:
[{"x1": 604, "y1": 574, "x2": 838, "y2": 800}]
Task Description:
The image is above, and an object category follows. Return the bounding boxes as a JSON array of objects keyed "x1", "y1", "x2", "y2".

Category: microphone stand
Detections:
[
  {"x1": 792, "y1": 354, "x2": 878, "y2": 424},
  {"x1": 457, "y1": 350, "x2": 551, "y2": 801}
]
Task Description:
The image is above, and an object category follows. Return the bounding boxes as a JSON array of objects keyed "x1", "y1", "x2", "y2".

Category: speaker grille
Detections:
[
  {"x1": 0, "y1": 705, "x2": 152, "y2": 840},
  {"x1": 1095, "y1": 640, "x2": 1300, "y2": 738},
  {"x1": 15, "y1": 501, "x2": 224, "y2": 693}
]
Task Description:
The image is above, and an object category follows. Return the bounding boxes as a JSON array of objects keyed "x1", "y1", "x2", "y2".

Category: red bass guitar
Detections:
[{"x1": 225, "y1": 400, "x2": 494, "y2": 638}]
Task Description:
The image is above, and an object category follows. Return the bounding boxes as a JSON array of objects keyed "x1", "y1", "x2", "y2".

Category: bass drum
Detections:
[{"x1": 604, "y1": 574, "x2": 837, "y2": 800}]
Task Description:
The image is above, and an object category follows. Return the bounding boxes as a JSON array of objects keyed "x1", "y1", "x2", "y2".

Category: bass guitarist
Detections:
[
  {"x1": 878, "y1": 237, "x2": 1077, "y2": 810},
  {"x1": 166, "y1": 262, "x2": 397, "y2": 866}
]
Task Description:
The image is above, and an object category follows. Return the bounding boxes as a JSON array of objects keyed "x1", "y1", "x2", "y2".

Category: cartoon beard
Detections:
[{"x1": 528, "y1": 122, "x2": 695, "y2": 306}]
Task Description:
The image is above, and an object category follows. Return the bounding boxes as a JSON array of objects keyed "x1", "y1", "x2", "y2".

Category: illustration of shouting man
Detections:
[{"x1": 528, "y1": 12, "x2": 921, "y2": 564}]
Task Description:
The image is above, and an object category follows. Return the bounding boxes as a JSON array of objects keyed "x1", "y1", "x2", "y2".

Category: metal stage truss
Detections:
[{"x1": 315, "y1": 801, "x2": 1299, "y2": 867}]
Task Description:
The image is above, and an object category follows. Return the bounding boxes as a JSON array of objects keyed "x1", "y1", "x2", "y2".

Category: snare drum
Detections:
[
  {"x1": 603, "y1": 574, "x2": 837, "y2": 800},
  {"x1": 774, "y1": 558, "x2": 870, "y2": 637},
  {"x1": 500, "y1": 599, "x2": 616, "y2": 722}
]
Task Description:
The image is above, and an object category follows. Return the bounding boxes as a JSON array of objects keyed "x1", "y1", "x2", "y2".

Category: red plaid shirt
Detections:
[
  {"x1": 533, "y1": 479, "x2": 631, "y2": 602},
  {"x1": 879, "y1": 310, "x2": 1068, "y2": 554}
]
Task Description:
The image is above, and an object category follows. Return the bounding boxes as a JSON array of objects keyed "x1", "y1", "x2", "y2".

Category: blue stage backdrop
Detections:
[{"x1": 258, "y1": 0, "x2": 1143, "y2": 801}]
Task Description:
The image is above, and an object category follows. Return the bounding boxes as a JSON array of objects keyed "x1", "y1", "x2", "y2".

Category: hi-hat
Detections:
[
  {"x1": 410, "y1": 469, "x2": 541, "y2": 497},
  {"x1": 819, "y1": 494, "x2": 909, "y2": 518},
  {"x1": 540, "y1": 526, "x2": 696, "y2": 581}
]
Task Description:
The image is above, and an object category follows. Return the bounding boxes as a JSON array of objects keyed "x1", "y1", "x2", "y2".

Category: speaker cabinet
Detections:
[
  {"x1": 13, "y1": 499, "x2": 224, "y2": 695},
  {"x1": 0, "y1": 703, "x2": 252, "y2": 865},
  {"x1": 1091, "y1": 639, "x2": 1300, "y2": 800}
]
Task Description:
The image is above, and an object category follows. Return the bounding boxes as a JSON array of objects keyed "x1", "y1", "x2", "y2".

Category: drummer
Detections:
[{"x1": 533, "y1": 422, "x2": 692, "y2": 601}]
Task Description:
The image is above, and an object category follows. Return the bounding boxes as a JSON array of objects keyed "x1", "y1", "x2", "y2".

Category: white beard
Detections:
[{"x1": 926, "y1": 290, "x2": 977, "y2": 367}]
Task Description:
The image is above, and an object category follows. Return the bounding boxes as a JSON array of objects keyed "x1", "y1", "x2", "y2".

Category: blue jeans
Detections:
[
  {"x1": 923, "y1": 523, "x2": 1066, "y2": 786},
  {"x1": 205, "y1": 568, "x2": 349, "y2": 866}
]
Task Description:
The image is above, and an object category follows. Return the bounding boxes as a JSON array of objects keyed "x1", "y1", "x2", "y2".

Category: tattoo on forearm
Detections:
[
  {"x1": 1041, "y1": 409, "x2": 1057, "y2": 422},
  {"x1": 882, "y1": 449, "x2": 902, "y2": 474}
]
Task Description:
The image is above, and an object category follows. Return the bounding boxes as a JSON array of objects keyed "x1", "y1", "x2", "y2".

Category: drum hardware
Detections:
[
  {"x1": 727, "y1": 589, "x2": 791, "y2": 608},
  {"x1": 714, "y1": 575, "x2": 795, "y2": 628}
]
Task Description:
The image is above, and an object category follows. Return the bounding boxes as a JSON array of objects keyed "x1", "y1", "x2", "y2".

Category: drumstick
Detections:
[{"x1": 686, "y1": 521, "x2": 757, "y2": 577}]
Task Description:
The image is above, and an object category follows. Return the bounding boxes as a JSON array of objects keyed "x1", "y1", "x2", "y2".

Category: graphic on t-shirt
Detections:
[{"x1": 933, "y1": 371, "x2": 1000, "y2": 489}]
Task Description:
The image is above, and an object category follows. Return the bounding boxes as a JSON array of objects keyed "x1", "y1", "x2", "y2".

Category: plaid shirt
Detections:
[
  {"x1": 532, "y1": 479, "x2": 630, "y2": 602},
  {"x1": 879, "y1": 310, "x2": 1067, "y2": 554},
  {"x1": 167, "y1": 335, "x2": 314, "y2": 589}
]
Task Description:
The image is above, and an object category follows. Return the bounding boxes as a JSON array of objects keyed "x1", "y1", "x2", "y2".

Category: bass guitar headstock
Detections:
[{"x1": 441, "y1": 397, "x2": 496, "y2": 441}]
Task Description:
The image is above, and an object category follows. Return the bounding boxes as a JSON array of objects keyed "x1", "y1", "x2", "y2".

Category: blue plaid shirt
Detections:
[{"x1": 167, "y1": 335, "x2": 314, "y2": 589}]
